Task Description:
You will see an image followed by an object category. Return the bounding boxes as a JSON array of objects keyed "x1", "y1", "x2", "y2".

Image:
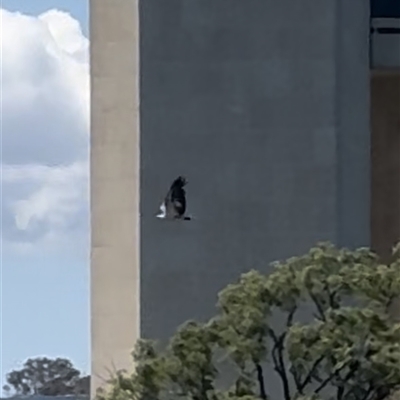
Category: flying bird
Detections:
[{"x1": 156, "y1": 176, "x2": 192, "y2": 220}]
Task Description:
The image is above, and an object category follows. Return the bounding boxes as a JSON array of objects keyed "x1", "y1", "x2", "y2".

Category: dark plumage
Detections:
[{"x1": 156, "y1": 176, "x2": 191, "y2": 220}]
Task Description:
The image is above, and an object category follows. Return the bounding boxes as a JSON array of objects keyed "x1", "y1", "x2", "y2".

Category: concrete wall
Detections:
[
  {"x1": 91, "y1": 0, "x2": 371, "y2": 397},
  {"x1": 139, "y1": 0, "x2": 370, "y2": 340},
  {"x1": 335, "y1": 0, "x2": 371, "y2": 246},
  {"x1": 371, "y1": 18, "x2": 400, "y2": 69}
]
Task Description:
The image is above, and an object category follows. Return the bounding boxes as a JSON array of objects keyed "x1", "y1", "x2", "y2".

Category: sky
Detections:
[{"x1": 1, "y1": 0, "x2": 90, "y2": 389}]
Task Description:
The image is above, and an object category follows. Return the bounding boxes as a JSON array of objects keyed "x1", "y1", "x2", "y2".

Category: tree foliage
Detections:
[
  {"x1": 97, "y1": 243, "x2": 400, "y2": 400},
  {"x1": 3, "y1": 357, "x2": 90, "y2": 396}
]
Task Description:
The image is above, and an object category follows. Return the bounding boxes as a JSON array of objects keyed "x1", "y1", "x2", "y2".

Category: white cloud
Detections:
[
  {"x1": 4, "y1": 162, "x2": 87, "y2": 231},
  {"x1": 1, "y1": 8, "x2": 90, "y2": 256}
]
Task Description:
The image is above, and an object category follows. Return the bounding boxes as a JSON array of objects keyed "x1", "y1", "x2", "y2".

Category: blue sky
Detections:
[
  {"x1": 1, "y1": 0, "x2": 90, "y2": 389},
  {"x1": 1, "y1": 0, "x2": 88, "y2": 35}
]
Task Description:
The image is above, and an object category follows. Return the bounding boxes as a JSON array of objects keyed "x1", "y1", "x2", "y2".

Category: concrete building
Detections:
[{"x1": 90, "y1": 0, "x2": 400, "y2": 396}]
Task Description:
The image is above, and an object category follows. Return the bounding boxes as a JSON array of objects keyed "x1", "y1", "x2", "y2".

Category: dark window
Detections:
[{"x1": 371, "y1": 0, "x2": 400, "y2": 18}]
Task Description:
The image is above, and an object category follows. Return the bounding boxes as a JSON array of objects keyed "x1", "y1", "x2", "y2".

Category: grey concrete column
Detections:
[{"x1": 90, "y1": 0, "x2": 140, "y2": 395}]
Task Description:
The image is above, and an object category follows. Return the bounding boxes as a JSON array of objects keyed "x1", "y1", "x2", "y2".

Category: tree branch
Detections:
[
  {"x1": 333, "y1": 360, "x2": 361, "y2": 399},
  {"x1": 359, "y1": 384, "x2": 374, "y2": 400},
  {"x1": 308, "y1": 291, "x2": 326, "y2": 321},
  {"x1": 224, "y1": 321, "x2": 271, "y2": 399},
  {"x1": 337, "y1": 385, "x2": 344, "y2": 400},
  {"x1": 326, "y1": 287, "x2": 339, "y2": 309},
  {"x1": 268, "y1": 328, "x2": 291, "y2": 400},
  {"x1": 199, "y1": 370, "x2": 209, "y2": 400},
  {"x1": 373, "y1": 385, "x2": 393, "y2": 400},
  {"x1": 315, "y1": 363, "x2": 347, "y2": 395},
  {"x1": 255, "y1": 363, "x2": 267, "y2": 400},
  {"x1": 270, "y1": 306, "x2": 297, "y2": 399},
  {"x1": 287, "y1": 305, "x2": 296, "y2": 327},
  {"x1": 297, "y1": 355, "x2": 325, "y2": 393},
  {"x1": 290, "y1": 366, "x2": 302, "y2": 394}
]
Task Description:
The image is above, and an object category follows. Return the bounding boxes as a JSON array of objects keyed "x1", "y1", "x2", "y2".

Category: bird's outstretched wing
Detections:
[{"x1": 156, "y1": 176, "x2": 189, "y2": 219}]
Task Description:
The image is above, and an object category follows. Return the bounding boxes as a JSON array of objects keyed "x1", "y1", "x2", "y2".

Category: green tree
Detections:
[
  {"x1": 3, "y1": 357, "x2": 90, "y2": 396},
  {"x1": 97, "y1": 243, "x2": 400, "y2": 400}
]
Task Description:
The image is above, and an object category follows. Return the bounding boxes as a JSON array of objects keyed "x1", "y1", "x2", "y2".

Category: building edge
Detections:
[{"x1": 89, "y1": 0, "x2": 140, "y2": 397}]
